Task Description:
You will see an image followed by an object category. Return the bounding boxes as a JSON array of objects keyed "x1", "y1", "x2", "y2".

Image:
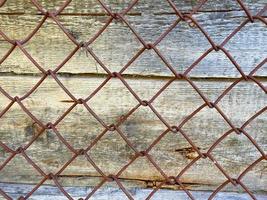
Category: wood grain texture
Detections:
[
  {"x1": 0, "y1": 0, "x2": 266, "y2": 14},
  {"x1": 1, "y1": 183, "x2": 267, "y2": 200},
  {"x1": 0, "y1": 0, "x2": 266, "y2": 197},
  {"x1": 0, "y1": 75, "x2": 266, "y2": 192},
  {"x1": 0, "y1": 8, "x2": 266, "y2": 77}
]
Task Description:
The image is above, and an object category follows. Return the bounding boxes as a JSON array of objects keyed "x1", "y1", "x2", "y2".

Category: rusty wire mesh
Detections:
[{"x1": 0, "y1": 0, "x2": 266, "y2": 199}]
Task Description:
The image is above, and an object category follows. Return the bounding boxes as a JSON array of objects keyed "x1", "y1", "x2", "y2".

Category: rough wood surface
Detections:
[
  {"x1": 0, "y1": 0, "x2": 266, "y2": 14},
  {"x1": 0, "y1": 0, "x2": 266, "y2": 197},
  {"x1": 0, "y1": 75, "x2": 266, "y2": 193},
  {"x1": 1, "y1": 183, "x2": 267, "y2": 200},
  {"x1": 0, "y1": 4, "x2": 266, "y2": 77}
]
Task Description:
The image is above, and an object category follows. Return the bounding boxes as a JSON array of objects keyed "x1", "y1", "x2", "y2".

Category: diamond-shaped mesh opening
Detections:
[
  {"x1": 23, "y1": 18, "x2": 77, "y2": 71},
  {"x1": 21, "y1": 76, "x2": 76, "y2": 123},
  {"x1": 25, "y1": 129, "x2": 74, "y2": 174},
  {"x1": 187, "y1": 49, "x2": 244, "y2": 78},
  {"x1": 148, "y1": 130, "x2": 198, "y2": 176},
  {"x1": 90, "y1": 19, "x2": 143, "y2": 73},
  {"x1": 0, "y1": 0, "x2": 266, "y2": 199},
  {"x1": 56, "y1": 104, "x2": 104, "y2": 149},
  {"x1": 89, "y1": 130, "x2": 136, "y2": 175},
  {"x1": 0, "y1": 103, "x2": 40, "y2": 149},
  {"x1": 120, "y1": 106, "x2": 167, "y2": 151},
  {"x1": 119, "y1": 156, "x2": 164, "y2": 181},
  {"x1": 242, "y1": 110, "x2": 267, "y2": 153},
  {"x1": 224, "y1": 21, "x2": 267, "y2": 76},
  {"x1": 121, "y1": 48, "x2": 175, "y2": 76},
  {"x1": 210, "y1": 132, "x2": 263, "y2": 178},
  {"x1": 217, "y1": 81, "x2": 267, "y2": 127},
  {"x1": 0, "y1": 40, "x2": 12, "y2": 65},
  {"x1": 156, "y1": 20, "x2": 212, "y2": 75},
  {"x1": 0, "y1": 15, "x2": 44, "y2": 39},
  {"x1": 124, "y1": 0, "x2": 176, "y2": 42},
  {"x1": 152, "y1": 80, "x2": 205, "y2": 125},
  {"x1": 0, "y1": 47, "x2": 41, "y2": 74},
  {"x1": 240, "y1": 159, "x2": 267, "y2": 194},
  {"x1": 181, "y1": 106, "x2": 232, "y2": 148},
  {"x1": 0, "y1": 155, "x2": 44, "y2": 199},
  {"x1": 87, "y1": 78, "x2": 139, "y2": 125},
  {"x1": 180, "y1": 157, "x2": 227, "y2": 191}
]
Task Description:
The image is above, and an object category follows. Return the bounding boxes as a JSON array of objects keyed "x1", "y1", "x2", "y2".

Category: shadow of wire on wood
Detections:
[{"x1": 0, "y1": 0, "x2": 266, "y2": 199}]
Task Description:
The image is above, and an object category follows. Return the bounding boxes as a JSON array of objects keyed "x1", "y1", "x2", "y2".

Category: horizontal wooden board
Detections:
[
  {"x1": 0, "y1": 75, "x2": 266, "y2": 192},
  {"x1": 1, "y1": 183, "x2": 267, "y2": 200},
  {"x1": 0, "y1": 11, "x2": 266, "y2": 77},
  {"x1": 0, "y1": 0, "x2": 266, "y2": 14}
]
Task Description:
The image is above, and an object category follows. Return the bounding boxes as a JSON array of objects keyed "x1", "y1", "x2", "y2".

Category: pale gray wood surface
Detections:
[
  {"x1": 0, "y1": 0, "x2": 266, "y2": 197},
  {"x1": 0, "y1": 2, "x2": 266, "y2": 77},
  {"x1": 0, "y1": 0, "x2": 266, "y2": 14},
  {"x1": 1, "y1": 183, "x2": 267, "y2": 200},
  {"x1": 0, "y1": 75, "x2": 266, "y2": 192}
]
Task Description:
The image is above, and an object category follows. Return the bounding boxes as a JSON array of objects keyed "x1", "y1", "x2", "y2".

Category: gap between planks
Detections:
[{"x1": 0, "y1": 72, "x2": 267, "y2": 82}]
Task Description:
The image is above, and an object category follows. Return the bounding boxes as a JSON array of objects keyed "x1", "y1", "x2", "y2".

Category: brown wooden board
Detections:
[{"x1": 0, "y1": 75, "x2": 266, "y2": 192}]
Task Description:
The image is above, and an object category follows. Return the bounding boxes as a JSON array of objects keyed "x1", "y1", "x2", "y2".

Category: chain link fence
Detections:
[{"x1": 0, "y1": 0, "x2": 266, "y2": 199}]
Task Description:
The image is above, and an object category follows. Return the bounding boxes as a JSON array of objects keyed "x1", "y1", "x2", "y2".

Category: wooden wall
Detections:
[{"x1": 0, "y1": 0, "x2": 266, "y2": 198}]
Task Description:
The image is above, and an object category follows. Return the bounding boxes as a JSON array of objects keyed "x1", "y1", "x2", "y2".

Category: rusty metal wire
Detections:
[{"x1": 0, "y1": 0, "x2": 266, "y2": 199}]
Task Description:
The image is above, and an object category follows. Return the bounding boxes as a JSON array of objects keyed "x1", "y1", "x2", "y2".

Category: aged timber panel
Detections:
[{"x1": 0, "y1": 0, "x2": 266, "y2": 199}]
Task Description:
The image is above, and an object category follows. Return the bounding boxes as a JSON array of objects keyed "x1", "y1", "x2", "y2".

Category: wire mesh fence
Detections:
[{"x1": 0, "y1": 0, "x2": 266, "y2": 199}]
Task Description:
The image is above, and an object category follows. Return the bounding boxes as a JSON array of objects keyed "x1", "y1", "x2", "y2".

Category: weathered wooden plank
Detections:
[
  {"x1": 0, "y1": 12, "x2": 266, "y2": 77},
  {"x1": 1, "y1": 183, "x2": 267, "y2": 200},
  {"x1": 0, "y1": 0, "x2": 266, "y2": 14},
  {"x1": 0, "y1": 75, "x2": 266, "y2": 192}
]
